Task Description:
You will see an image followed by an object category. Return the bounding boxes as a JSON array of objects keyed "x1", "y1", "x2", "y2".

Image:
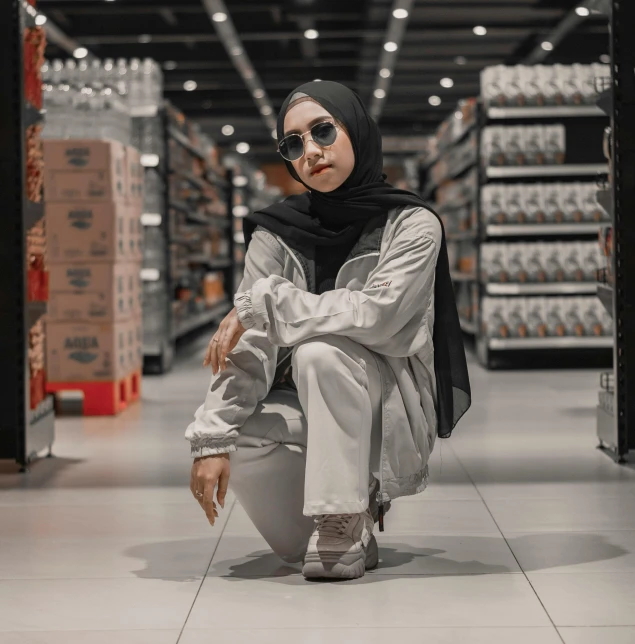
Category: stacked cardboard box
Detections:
[{"x1": 43, "y1": 140, "x2": 143, "y2": 412}]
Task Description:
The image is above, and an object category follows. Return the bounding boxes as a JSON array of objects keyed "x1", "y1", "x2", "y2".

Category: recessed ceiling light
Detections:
[
  {"x1": 183, "y1": 80, "x2": 197, "y2": 91},
  {"x1": 163, "y1": 60, "x2": 177, "y2": 70},
  {"x1": 314, "y1": 78, "x2": 322, "y2": 82},
  {"x1": 222, "y1": 125, "x2": 235, "y2": 136},
  {"x1": 253, "y1": 89, "x2": 265, "y2": 99},
  {"x1": 35, "y1": 14, "x2": 47, "y2": 26},
  {"x1": 138, "y1": 34, "x2": 152, "y2": 43},
  {"x1": 304, "y1": 29, "x2": 319, "y2": 40},
  {"x1": 473, "y1": 26, "x2": 487, "y2": 36},
  {"x1": 600, "y1": 54, "x2": 611, "y2": 63},
  {"x1": 236, "y1": 142, "x2": 250, "y2": 154},
  {"x1": 392, "y1": 8, "x2": 409, "y2": 19},
  {"x1": 261, "y1": 105, "x2": 273, "y2": 115},
  {"x1": 105, "y1": 0, "x2": 116, "y2": 2},
  {"x1": 379, "y1": 68, "x2": 391, "y2": 78},
  {"x1": 384, "y1": 41, "x2": 398, "y2": 52},
  {"x1": 374, "y1": 88, "x2": 386, "y2": 99},
  {"x1": 455, "y1": 56, "x2": 467, "y2": 65},
  {"x1": 73, "y1": 47, "x2": 88, "y2": 59},
  {"x1": 455, "y1": 111, "x2": 463, "y2": 120},
  {"x1": 231, "y1": 46, "x2": 243, "y2": 56},
  {"x1": 429, "y1": 95, "x2": 441, "y2": 106},
  {"x1": 212, "y1": 12, "x2": 228, "y2": 22},
  {"x1": 440, "y1": 77, "x2": 454, "y2": 88},
  {"x1": 541, "y1": 41, "x2": 554, "y2": 51},
  {"x1": 575, "y1": 6, "x2": 590, "y2": 17}
]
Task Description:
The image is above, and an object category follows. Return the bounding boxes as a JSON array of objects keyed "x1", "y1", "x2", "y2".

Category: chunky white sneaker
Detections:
[{"x1": 302, "y1": 509, "x2": 378, "y2": 580}]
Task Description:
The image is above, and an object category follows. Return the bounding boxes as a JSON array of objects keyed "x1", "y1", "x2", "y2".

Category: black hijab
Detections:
[{"x1": 243, "y1": 81, "x2": 470, "y2": 437}]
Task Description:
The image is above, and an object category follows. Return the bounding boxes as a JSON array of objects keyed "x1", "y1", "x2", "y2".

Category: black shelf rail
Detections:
[
  {"x1": 0, "y1": 0, "x2": 55, "y2": 469},
  {"x1": 607, "y1": 0, "x2": 635, "y2": 462}
]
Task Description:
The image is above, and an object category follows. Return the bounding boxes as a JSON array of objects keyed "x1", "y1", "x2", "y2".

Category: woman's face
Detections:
[{"x1": 282, "y1": 99, "x2": 355, "y2": 192}]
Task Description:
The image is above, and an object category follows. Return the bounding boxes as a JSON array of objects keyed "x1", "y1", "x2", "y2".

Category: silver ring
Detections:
[
  {"x1": 196, "y1": 491, "x2": 203, "y2": 497},
  {"x1": 212, "y1": 339, "x2": 219, "y2": 343}
]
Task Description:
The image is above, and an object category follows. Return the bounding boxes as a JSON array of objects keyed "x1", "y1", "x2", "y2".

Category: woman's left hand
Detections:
[{"x1": 203, "y1": 307, "x2": 247, "y2": 374}]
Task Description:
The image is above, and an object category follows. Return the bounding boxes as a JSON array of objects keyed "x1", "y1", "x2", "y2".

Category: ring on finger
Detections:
[{"x1": 196, "y1": 491, "x2": 203, "y2": 498}]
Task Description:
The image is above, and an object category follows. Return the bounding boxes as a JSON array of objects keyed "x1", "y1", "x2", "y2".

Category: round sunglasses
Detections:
[{"x1": 277, "y1": 121, "x2": 339, "y2": 162}]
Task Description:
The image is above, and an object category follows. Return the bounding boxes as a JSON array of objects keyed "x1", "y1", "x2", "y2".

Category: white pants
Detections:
[{"x1": 229, "y1": 335, "x2": 383, "y2": 563}]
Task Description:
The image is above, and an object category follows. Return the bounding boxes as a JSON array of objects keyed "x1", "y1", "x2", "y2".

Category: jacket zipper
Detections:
[{"x1": 276, "y1": 238, "x2": 314, "y2": 293}]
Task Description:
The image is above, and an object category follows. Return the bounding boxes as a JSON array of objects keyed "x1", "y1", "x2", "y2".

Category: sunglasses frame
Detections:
[{"x1": 277, "y1": 120, "x2": 340, "y2": 161}]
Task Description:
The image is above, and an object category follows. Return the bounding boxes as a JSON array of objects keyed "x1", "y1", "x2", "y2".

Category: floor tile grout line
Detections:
[
  {"x1": 448, "y1": 446, "x2": 566, "y2": 644},
  {"x1": 176, "y1": 496, "x2": 238, "y2": 644}
]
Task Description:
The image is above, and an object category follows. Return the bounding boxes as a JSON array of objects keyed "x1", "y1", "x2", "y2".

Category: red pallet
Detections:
[{"x1": 47, "y1": 370, "x2": 141, "y2": 416}]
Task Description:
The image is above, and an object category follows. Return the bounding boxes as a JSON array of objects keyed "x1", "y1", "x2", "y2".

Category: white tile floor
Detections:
[{"x1": 1, "y1": 336, "x2": 635, "y2": 643}]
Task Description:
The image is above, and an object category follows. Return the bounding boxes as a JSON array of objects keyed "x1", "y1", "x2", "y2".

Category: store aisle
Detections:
[{"x1": 1, "y1": 337, "x2": 635, "y2": 644}]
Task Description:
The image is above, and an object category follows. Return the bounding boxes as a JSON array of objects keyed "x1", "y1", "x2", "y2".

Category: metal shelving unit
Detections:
[
  {"x1": 487, "y1": 106, "x2": 605, "y2": 119},
  {"x1": 489, "y1": 337, "x2": 613, "y2": 350},
  {"x1": 423, "y1": 88, "x2": 611, "y2": 370},
  {"x1": 485, "y1": 283, "x2": 598, "y2": 296},
  {"x1": 0, "y1": 0, "x2": 55, "y2": 470},
  {"x1": 486, "y1": 163, "x2": 607, "y2": 179},
  {"x1": 596, "y1": 0, "x2": 635, "y2": 463},
  {"x1": 141, "y1": 108, "x2": 234, "y2": 374},
  {"x1": 486, "y1": 223, "x2": 604, "y2": 237}
]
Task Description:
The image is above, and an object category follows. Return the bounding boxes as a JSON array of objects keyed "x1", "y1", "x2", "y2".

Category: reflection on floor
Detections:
[{"x1": 2, "y1": 335, "x2": 635, "y2": 644}]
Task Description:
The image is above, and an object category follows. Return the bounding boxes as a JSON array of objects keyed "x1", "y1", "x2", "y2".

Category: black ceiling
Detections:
[{"x1": 40, "y1": 0, "x2": 609, "y2": 152}]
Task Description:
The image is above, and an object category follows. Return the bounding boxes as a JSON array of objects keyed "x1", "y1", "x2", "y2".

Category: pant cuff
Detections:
[{"x1": 303, "y1": 499, "x2": 369, "y2": 516}]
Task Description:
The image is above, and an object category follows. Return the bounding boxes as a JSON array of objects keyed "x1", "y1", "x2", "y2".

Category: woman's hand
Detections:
[
  {"x1": 190, "y1": 454, "x2": 230, "y2": 526},
  {"x1": 203, "y1": 307, "x2": 247, "y2": 374}
]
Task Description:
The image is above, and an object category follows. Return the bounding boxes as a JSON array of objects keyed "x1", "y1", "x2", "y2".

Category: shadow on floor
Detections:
[{"x1": 124, "y1": 532, "x2": 628, "y2": 583}]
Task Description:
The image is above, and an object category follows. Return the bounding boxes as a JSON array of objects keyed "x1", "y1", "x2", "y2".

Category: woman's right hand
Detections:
[{"x1": 190, "y1": 454, "x2": 231, "y2": 526}]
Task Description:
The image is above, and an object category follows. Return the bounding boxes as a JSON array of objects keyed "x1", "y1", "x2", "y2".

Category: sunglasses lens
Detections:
[
  {"x1": 279, "y1": 135, "x2": 304, "y2": 161},
  {"x1": 312, "y1": 122, "x2": 337, "y2": 147}
]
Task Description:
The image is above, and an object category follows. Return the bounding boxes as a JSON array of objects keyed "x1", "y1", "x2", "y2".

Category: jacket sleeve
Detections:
[
  {"x1": 185, "y1": 228, "x2": 285, "y2": 458},
  {"x1": 236, "y1": 210, "x2": 441, "y2": 358}
]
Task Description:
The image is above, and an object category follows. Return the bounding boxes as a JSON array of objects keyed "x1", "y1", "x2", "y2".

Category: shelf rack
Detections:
[
  {"x1": 596, "y1": 0, "x2": 635, "y2": 463},
  {"x1": 422, "y1": 93, "x2": 611, "y2": 370},
  {"x1": 0, "y1": 0, "x2": 55, "y2": 469},
  {"x1": 140, "y1": 108, "x2": 235, "y2": 374}
]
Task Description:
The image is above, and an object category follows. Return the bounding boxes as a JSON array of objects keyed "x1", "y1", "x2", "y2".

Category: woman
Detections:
[{"x1": 186, "y1": 81, "x2": 470, "y2": 580}]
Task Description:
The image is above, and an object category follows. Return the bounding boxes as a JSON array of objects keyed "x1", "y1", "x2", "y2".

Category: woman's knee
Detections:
[{"x1": 292, "y1": 334, "x2": 353, "y2": 372}]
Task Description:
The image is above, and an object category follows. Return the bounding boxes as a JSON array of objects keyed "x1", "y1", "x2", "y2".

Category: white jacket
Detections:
[{"x1": 185, "y1": 205, "x2": 442, "y2": 503}]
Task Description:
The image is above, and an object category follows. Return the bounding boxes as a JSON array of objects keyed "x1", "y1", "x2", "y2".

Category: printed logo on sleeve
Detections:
[{"x1": 369, "y1": 280, "x2": 392, "y2": 289}]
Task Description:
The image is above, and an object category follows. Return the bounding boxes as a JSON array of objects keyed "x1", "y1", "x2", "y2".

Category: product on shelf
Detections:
[
  {"x1": 428, "y1": 131, "x2": 478, "y2": 189},
  {"x1": 45, "y1": 137, "x2": 143, "y2": 410},
  {"x1": 42, "y1": 56, "x2": 162, "y2": 145},
  {"x1": 598, "y1": 226, "x2": 613, "y2": 284},
  {"x1": 480, "y1": 241, "x2": 602, "y2": 284},
  {"x1": 26, "y1": 123, "x2": 43, "y2": 202},
  {"x1": 29, "y1": 319, "x2": 46, "y2": 409},
  {"x1": 482, "y1": 296, "x2": 612, "y2": 339},
  {"x1": 23, "y1": 25, "x2": 45, "y2": 110},
  {"x1": 43, "y1": 139, "x2": 128, "y2": 202},
  {"x1": 26, "y1": 219, "x2": 48, "y2": 301},
  {"x1": 480, "y1": 63, "x2": 610, "y2": 107},
  {"x1": 481, "y1": 125, "x2": 566, "y2": 167},
  {"x1": 481, "y1": 182, "x2": 607, "y2": 225},
  {"x1": 47, "y1": 319, "x2": 139, "y2": 383}
]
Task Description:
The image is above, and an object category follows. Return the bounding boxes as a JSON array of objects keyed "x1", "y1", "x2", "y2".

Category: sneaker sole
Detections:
[{"x1": 302, "y1": 535, "x2": 378, "y2": 580}]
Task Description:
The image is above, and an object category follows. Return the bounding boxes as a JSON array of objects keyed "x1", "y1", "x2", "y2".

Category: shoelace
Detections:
[{"x1": 315, "y1": 513, "x2": 354, "y2": 537}]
